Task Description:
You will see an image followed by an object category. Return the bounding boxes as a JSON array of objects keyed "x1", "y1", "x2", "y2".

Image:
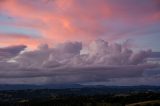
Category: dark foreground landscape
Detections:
[{"x1": 0, "y1": 85, "x2": 160, "y2": 106}]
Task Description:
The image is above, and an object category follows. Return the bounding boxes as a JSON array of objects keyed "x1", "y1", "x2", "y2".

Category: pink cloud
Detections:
[
  {"x1": 0, "y1": 0, "x2": 159, "y2": 48},
  {"x1": 0, "y1": 34, "x2": 41, "y2": 49}
]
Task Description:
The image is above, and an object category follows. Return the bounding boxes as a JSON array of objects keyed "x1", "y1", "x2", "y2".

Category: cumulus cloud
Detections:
[{"x1": 0, "y1": 40, "x2": 159, "y2": 85}]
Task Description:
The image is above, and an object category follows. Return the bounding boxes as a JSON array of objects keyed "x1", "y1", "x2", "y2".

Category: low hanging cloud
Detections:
[{"x1": 0, "y1": 40, "x2": 159, "y2": 84}]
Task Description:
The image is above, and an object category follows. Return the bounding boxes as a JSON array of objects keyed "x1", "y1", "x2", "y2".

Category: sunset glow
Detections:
[{"x1": 0, "y1": 0, "x2": 160, "y2": 85}]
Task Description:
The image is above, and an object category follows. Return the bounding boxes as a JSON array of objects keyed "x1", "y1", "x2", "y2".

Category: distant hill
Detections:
[
  {"x1": 0, "y1": 84, "x2": 160, "y2": 92},
  {"x1": 0, "y1": 84, "x2": 84, "y2": 90}
]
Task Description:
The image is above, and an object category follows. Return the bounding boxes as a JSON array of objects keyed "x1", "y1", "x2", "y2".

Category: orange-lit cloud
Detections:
[{"x1": 0, "y1": 34, "x2": 41, "y2": 49}]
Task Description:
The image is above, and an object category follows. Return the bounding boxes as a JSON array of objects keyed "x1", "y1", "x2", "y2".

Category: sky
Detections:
[{"x1": 0, "y1": 0, "x2": 160, "y2": 85}]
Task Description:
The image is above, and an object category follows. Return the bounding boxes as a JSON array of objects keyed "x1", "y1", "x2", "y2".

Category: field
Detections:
[{"x1": 126, "y1": 100, "x2": 160, "y2": 106}]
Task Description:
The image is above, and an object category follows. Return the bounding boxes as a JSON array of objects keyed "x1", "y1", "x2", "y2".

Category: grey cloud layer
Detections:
[
  {"x1": 0, "y1": 45, "x2": 26, "y2": 61},
  {"x1": 0, "y1": 40, "x2": 159, "y2": 84}
]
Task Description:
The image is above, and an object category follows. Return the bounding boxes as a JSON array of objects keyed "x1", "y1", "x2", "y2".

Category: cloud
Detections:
[
  {"x1": 0, "y1": 0, "x2": 160, "y2": 48},
  {"x1": 0, "y1": 0, "x2": 159, "y2": 85},
  {"x1": 0, "y1": 45, "x2": 26, "y2": 61},
  {"x1": 0, "y1": 40, "x2": 159, "y2": 85},
  {"x1": 150, "y1": 52, "x2": 160, "y2": 58},
  {"x1": 0, "y1": 33, "x2": 41, "y2": 49}
]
